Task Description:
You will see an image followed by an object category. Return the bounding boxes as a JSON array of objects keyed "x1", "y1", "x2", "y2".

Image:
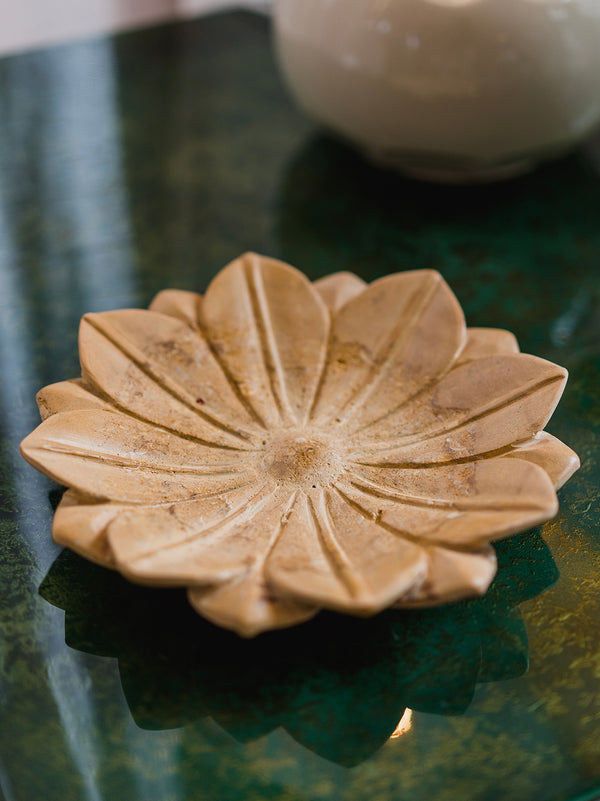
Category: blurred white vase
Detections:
[{"x1": 273, "y1": 0, "x2": 600, "y2": 181}]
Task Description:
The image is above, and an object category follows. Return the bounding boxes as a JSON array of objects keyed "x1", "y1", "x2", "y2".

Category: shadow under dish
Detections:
[{"x1": 39, "y1": 524, "x2": 558, "y2": 767}]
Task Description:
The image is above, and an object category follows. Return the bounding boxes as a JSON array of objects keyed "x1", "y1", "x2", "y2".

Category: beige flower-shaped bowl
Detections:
[{"x1": 20, "y1": 254, "x2": 579, "y2": 636}]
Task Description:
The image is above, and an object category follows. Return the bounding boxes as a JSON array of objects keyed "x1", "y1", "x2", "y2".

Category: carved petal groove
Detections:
[
  {"x1": 107, "y1": 482, "x2": 268, "y2": 578},
  {"x1": 352, "y1": 355, "x2": 567, "y2": 460},
  {"x1": 338, "y1": 458, "x2": 558, "y2": 547},
  {"x1": 113, "y1": 489, "x2": 294, "y2": 586},
  {"x1": 186, "y1": 493, "x2": 318, "y2": 636},
  {"x1": 310, "y1": 270, "x2": 466, "y2": 429},
  {"x1": 80, "y1": 309, "x2": 261, "y2": 447},
  {"x1": 266, "y1": 490, "x2": 428, "y2": 614},
  {"x1": 20, "y1": 410, "x2": 258, "y2": 503},
  {"x1": 201, "y1": 253, "x2": 329, "y2": 428}
]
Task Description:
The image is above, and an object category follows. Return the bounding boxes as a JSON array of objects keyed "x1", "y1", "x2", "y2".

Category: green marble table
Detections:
[{"x1": 1, "y1": 10, "x2": 600, "y2": 801}]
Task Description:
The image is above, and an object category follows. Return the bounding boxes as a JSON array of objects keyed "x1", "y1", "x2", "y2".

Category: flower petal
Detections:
[
  {"x1": 148, "y1": 289, "x2": 201, "y2": 329},
  {"x1": 201, "y1": 253, "x2": 330, "y2": 427},
  {"x1": 393, "y1": 546, "x2": 497, "y2": 607},
  {"x1": 37, "y1": 379, "x2": 116, "y2": 420},
  {"x1": 106, "y1": 482, "x2": 267, "y2": 576},
  {"x1": 188, "y1": 577, "x2": 317, "y2": 637},
  {"x1": 337, "y1": 457, "x2": 558, "y2": 547},
  {"x1": 352, "y1": 354, "x2": 567, "y2": 461},
  {"x1": 313, "y1": 272, "x2": 366, "y2": 312},
  {"x1": 110, "y1": 488, "x2": 293, "y2": 586},
  {"x1": 502, "y1": 432, "x2": 580, "y2": 490},
  {"x1": 265, "y1": 490, "x2": 428, "y2": 614},
  {"x1": 456, "y1": 328, "x2": 519, "y2": 366},
  {"x1": 309, "y1": 270, "x2": 465, "y2": 429},
  {"x1": 53, "y1": 490, "x2": 119, "y2": 567},
  {"x1": 20, "y1": 409, "x2": 257, "y2": 503},
  {"x1": 80, "y1": 309, "x2": 261, "y2": 448}
]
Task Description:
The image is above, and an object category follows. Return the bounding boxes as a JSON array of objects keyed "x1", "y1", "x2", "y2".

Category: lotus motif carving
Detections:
[{"x1": 20, "y1": 254, "x2": 579, "y2": 635}]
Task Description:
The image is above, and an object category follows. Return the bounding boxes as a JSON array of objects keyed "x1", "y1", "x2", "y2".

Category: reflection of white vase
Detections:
[{"x1": 273, "y1": 0, "x2": 600, "y2": 181}]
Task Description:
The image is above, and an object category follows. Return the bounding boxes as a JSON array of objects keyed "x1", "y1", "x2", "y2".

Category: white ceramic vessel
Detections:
[{"x1": 273, "y1": 0, "x2": 600, "y2": 181}]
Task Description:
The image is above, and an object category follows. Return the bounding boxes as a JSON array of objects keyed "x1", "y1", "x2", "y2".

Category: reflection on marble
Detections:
[
  {"x1": 0, "y1": 37, "x2": 138, "y2": 801},
  {"x1": 276, "y1": 135, "x2": 600, "y2": 367},
  {"x1": 40, "y1": 523, "x2": 558, "y2": 768}
]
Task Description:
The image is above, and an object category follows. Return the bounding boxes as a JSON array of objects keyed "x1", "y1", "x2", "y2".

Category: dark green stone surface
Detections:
[{"x1": 1, "y1": 10, "x2": 599, "y2": 801}]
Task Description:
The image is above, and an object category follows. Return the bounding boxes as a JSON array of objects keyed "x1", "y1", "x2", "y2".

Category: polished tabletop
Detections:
[{"x1": 1, "y1": 11, "x2": 600, "y2": 801}]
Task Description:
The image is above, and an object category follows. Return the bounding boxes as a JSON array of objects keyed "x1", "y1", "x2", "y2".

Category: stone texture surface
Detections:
[{"x1": 21, "y1": 253, "x2": 577, "y2": 635}]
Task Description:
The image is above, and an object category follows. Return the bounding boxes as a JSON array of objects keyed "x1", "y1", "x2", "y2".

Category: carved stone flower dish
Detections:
[{"x1": 20, "y1": 254, "x2": 579, "y2": 636}]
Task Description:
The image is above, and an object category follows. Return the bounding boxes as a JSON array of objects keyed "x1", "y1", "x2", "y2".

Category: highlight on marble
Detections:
[{"x1": 20, "y1": 253, "x2": 579, "y2": 636}]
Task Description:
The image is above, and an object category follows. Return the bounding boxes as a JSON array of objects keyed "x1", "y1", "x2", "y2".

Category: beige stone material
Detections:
[{"x1": 20, "y1": 253, "x2": 579, "y2": 636}]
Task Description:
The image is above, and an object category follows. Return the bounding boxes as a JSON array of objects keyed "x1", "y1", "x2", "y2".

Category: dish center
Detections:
[{"x1": 261, "y1": 431, "x2": 343, "y2": 490}]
